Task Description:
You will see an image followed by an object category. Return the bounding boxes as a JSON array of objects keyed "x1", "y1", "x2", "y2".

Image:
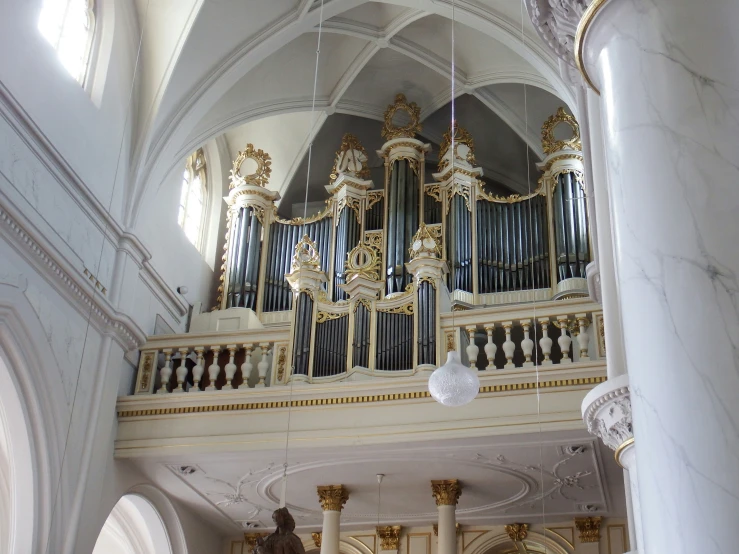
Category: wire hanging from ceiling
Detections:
[{"x1": 279, "y1": 0, "x2": 327, "y2": 509}]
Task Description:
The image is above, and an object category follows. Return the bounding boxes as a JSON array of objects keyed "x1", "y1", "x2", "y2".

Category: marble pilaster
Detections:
[{"x1": 431, "y1": 480, "x2": 461, "y2": 554}]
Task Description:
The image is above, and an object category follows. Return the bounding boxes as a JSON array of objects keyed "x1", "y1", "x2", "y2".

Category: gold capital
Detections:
[
  {"x1": 430, "y1": 479, "x2": 461, "y2": 506},
  {"x1": 244, "y1": 533, "x2": 268, "y2": 553},
  {"x1": 317, "y1": 484, "x2": 349, "y2": 511},
  {"x1": 574, "y1": 517, "x2": 602, "y2": 543},
  {"x1": 312, "y1": 532, "x2": 322, "y2": 548},
  {"x1": 377, "y1": 526, "x2": 402, "y2": 550},
  {"x1": 504, "y1": 523, "x2": 529, "y2": 542}
]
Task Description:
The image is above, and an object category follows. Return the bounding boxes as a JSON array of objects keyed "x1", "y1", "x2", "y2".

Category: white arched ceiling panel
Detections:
[
  {"x1": 329, "y1": 2, "x2": 413, "y2": 29},
  {"x1": 395, "y1": 14, "x2": 531, "y2": 78},
  {"x1": 196, "y1": 32, "x2": 371, "y2": 139},
  {"x1": 340, "y1": 48, "x2": 450, "y2": 117},
  {"x1": 224, "y1": 111, "x2": 322, "y2": 194}
]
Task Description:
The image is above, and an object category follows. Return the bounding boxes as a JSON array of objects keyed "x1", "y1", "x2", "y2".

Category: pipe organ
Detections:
[{"x1": 216, "y1": 97, "x2": 590, "y2": 382}]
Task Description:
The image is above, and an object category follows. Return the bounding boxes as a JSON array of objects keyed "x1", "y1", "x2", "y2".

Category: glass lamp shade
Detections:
[{"x1": 428, "y1": 351, "x2": 480, "y2": 407}]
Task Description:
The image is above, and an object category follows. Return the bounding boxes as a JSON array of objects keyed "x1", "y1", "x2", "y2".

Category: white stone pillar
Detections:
[
  {"x1": 431, "y1": 480, "x2": 460, "y2": 554},
  {"x1": 317, "y1": 485, "x2": 348, "y2": 554},
  {"x1": 584, "y1": 88, "x2": 628, "y2": 379},
  {"x1": 575, "y1": 0, "x2": 739, "y2": 552}
]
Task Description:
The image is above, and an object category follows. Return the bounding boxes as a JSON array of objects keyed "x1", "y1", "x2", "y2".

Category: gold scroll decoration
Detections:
[
  {"x1": 381, "y1": 94, "x2": 422, "y2": 141},
  {"x1": 505, "y1": 523, "x2": 529, "y2": 542},
  {"x1": 438, "y1": 121, "x2": 476, "y2": 171},
  {"x1": 330, "y1": 133, "x2": 371, "y2": 183},
  {"x1": 408, "y1": 223, "x2": 443, "y2": 259},
  {"x1": 230, "y1": 143, "x2": 272, "y2": 188},
  {"x1": 345, "y1": 241, "x2": 382, "y2": 282},
  {"x1": 541, "y1": 107, "x2": 582, "y2": 155},
  {"x1": 291, "y1": 235, "x2": 321, "y2": 272}
]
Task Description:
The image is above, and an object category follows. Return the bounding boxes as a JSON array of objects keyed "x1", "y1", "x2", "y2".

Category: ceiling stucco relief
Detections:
[
  {"x1": 157, "y1": 435, "x2": 614, "y2": 531},
  {"x1": 125, "y1": 0, "x2": 574, "y2": 229}
]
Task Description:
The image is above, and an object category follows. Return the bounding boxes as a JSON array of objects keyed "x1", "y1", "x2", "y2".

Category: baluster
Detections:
[
  {"x1": 159, "y1": 349, "x2": 173, "y2": 393},
  {"x1": 224, "y1": 344, "x2": 238, "y2": 389},
  {"x1": 175, "y1": 347, "x2": 189, "y2": 392},
  {"x1": 502, "y1": 321, "x2": 515, "y2": 369},
  {"x1": 206, "y1": 345, "x2": 223, "y2": 391},
  {"x1": 465, "y1": 326, "x2": 479, "y2": 370},
  {"x1": 241, "y1": 344, "x2": 254, "y2": 388},
  {"x1": 520, "y1": 319, "x2": 534, "y2": 367},
  {"x1": 539, "y1": 318, "x2": 553, "y2": 365},
  {"x1": 257, "y1": 343, "x2": 271, "y2": 388},
  {"x1": 484, "y1": 324, "x2": 497, "y2": 370},
  {"x1": 576, "y1": 314, "x2": 590, "y2": 361},
  {"x1": 191, "y1": 346, "x2": 205, "y2": 391},
  {"x1": 557, "y1": 316, "x2": 572, "y2": 363}
]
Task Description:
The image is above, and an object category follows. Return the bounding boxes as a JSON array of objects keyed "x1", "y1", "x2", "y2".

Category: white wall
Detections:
[{"x1": 0, "y1": 2, "x2": 231, "y2": 552}]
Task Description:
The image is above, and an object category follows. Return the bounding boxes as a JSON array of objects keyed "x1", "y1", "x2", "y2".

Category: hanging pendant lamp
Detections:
[
  {"x1": 427, "y1": 0, "x2": 479, "y2": 407},
  {"x1": 428, "y1": 351, "x2": 480, "y2": 407}
]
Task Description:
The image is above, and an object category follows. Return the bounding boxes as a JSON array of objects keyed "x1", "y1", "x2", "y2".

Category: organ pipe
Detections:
[{"x1": 216, "y1": 104, "x2": 590, "y2": 382}]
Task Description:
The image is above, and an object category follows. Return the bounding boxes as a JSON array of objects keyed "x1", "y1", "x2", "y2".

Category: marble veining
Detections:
[{"x1": 588, "y1": 0, "x2": 739, "y2": 552}]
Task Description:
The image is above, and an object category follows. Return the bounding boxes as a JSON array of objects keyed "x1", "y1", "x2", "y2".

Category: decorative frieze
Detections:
[
  {"x1": 574, "y1": 516, "x2": 602, "y2": 543},
  {"x1": 582, "y1": 374, "x2": 633, "y2": 461},
  {"x1": 431, "y1": 479, "x2": 462, "y2": 506},
  {"x1": 504, "y1": 523, "x2": 529, "y2": 542},
  {"x1": 376, "y1": 526, "x2": 401, "y2": 550},
  {"x1": 317, "y1": 485, "x2": 349, "y2": 511}
]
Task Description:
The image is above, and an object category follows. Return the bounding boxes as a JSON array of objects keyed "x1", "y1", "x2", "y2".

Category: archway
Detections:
[
  {"x1": 92, "y1": 494, "x2": 174, "y2": 554},
  {"x1": 465, "y1": 531, "x2": 572, "y2": 554}
]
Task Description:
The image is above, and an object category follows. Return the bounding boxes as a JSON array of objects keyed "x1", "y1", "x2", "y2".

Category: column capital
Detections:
[
  {"x1": 582, "y1": 373, "x2": 633, "y2": 466},
  {"x1": 574, "y1": 516, "x2": 602, "y2": 543},
  {"x1": 504, "y1": 523, "x2": 529, "y2": 542},
  {"x1": 430, "y1": 479, "x2": 461, "y2": 506},
  {"x1": 244, "y1": 533, "x2": 268, "y2": 554},
  {"x1": 317, "y1": 484, "x2": 349, "y2": 511},
  {"x1": 376, "y1": 526, "x2": 402, "y2": 550}
]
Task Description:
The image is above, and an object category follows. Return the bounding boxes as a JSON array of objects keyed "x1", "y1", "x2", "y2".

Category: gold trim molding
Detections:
[
  {"x1": 575, "y1": 0, "x2": 611, "y2": 95},
  {"x1": 431, "y1": 479, "x2": 461, "y2": 506},
  {"x1": 317, "y1": 484, "x2": 349, "y2": 511},
  {"x1": 117, "y1": 376, "x2": 606, "y2": 417},
  {"x1": 614, "y1": 436, "x2": 635, "y2": 467}
]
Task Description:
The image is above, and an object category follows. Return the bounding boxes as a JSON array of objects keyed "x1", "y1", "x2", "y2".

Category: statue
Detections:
[{"x1": 255, "y1": 508, "x2": 306, "y2": 554}]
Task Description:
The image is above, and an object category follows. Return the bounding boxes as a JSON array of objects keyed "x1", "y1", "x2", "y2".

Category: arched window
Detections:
[
  {"x1": 178, "y1": 149, "x2": 208, "y2": 250},
  {"x1": 38, "y1": 0, "x2": 96, "y2": 83}
]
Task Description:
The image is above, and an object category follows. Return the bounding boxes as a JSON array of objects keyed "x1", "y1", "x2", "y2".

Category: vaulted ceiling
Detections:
[{"x1": 125, "y1": 0, "x2": 575, "y2": 227}]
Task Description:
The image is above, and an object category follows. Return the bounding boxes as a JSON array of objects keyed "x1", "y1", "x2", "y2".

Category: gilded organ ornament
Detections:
[
  {"x1": 345, "y1": 242, "x2": 382, "y2": 282},
  {"x1": 330, "y1": 133, "x2": 371, "y2": 183},
  {"x1": 541, "y1": 107, "x2": 582, "y2": 155},
  {"x1": 438, "y1": 121, "x2": 476, "y2": 171},
  {"x1": 409, "y1": 223, "x2": 443, "y2": 259},
  {"x1": 381, "y1": 94, "x2": 422, "y2": 140},
  {"x1": 230, "y1": 143, "x2": 273, "y2": 188},
  {"x1": 291, "y1": 235, "x2": 321, "y2": 272}
]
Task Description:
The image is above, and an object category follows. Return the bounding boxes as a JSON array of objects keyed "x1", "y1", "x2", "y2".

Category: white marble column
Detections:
[
  {"x1": 431, "y1": 480, "x2": 460, "y2": 554},
  {"x1": 317, "y1": 485, "x2": 348, "y2": 554},
  {"x1": 577, "y1": 2, "x2": 739, "y2": 552}
]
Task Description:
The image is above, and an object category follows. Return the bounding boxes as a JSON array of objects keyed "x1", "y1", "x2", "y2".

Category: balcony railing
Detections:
[{"x1": 133, "y1": 298, "x2": 603, "y2": 394}]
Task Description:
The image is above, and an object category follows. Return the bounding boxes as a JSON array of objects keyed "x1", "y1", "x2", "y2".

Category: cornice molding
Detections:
[
  {"x1": 0, "y1": 82, "x2": 187, "y2": 320},
  {"x1": 0, "y1": 200, "x2": 145, "y2": 350}
]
